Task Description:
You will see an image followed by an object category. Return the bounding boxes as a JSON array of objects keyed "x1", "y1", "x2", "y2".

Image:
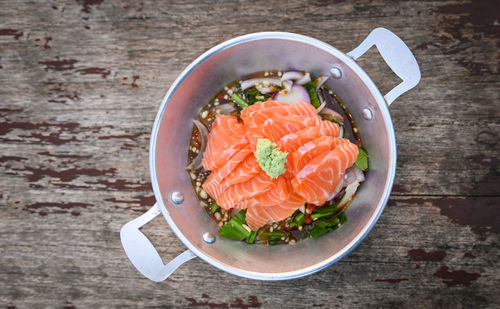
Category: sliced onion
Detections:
[
  {"x1": 272, "y1": 84, "x2": 310, "y2": 105},
  {"x1": 316, "y1": 91, "x2": 326, "y2": 113},
  {"x1": 186, "y1": 119, "x2": 209, "y2": 170},
  {"x1": 319, "y1": 107, "x2": 344, "y2": 123},
  {"x1": 338, "y1": 181, "x2": 360, "y2": 208},
  {"x1": 240, "y1": 78, "x2": 281, "y2": 91},
  {"x1": 296, "y1": 72, "x2": 311, "y2": 85},
  {"x1": 215, "y1": 104, "x2": 237, "y2": 115},
  {"x1": 281, "y1": 71, "x2": 304, "y2": 82},
  {"x1": 282, "y1": 80, "x2": 293, "y2": 91},
  {"x1": 328, "y1": 178, "x2": 344, "y2": 201},
  {"x1": 255, "y1": 85, "x2": 275, "y2": 94},
  {"x1": 344, "y1": 166, "x2": 365, "y2": 186},
  {"x1": 314, "y1": 75, "x2": 329, "y2": 89}
]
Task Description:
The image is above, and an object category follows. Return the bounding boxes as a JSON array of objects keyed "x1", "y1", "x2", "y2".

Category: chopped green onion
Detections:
[
  {"x1": 355, "y1": 147, "x2": 368, "y2": 171},
  {"x1": 247, "y1": 231, "x2": 257, "y2": 244},
  {"x1": 313, "y1": 203, "x2": 336, "y2": 214},
  {"x1": 310, "y1": 211, "x2": 335, "y2": 219},
  {"x1": 294, "y1": 212, "x2": 306, "y2": 226},
  {"x1": 304, "y1": 83, "x2": 321, "y2": 108},
  {"x1": 231, "y1": 93, "x2": 249, "y2": 108},
  {"x1": 244, "y1": 88, "x2": 263, "y2": 105},
  {"x1": 219, "y1": 210, "x2": 250, "y2": 241},
  {"x1": 210, "y1": 202, "x2": 220, "y2": 213},
  {"x1": 259, "y1": 230, "x2": 288, "y2": 241},
  {"x1": 339, "y1": 211, "x2": 348, "y2": 225},
  {"x1": 309, "y1": 211, "x2": 348, "y2": 238}
]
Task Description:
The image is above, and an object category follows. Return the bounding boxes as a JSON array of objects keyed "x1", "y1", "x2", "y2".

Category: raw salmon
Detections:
[
  {"x1": 218, "y1": 171, "x2": 274, "y2": 210},
  {"x1": 245, "y1": 192, "x2": 306, "y2": 231},
  {"x1": 200, "y1": 100, "x2": 358, "y2": 231},
  {"x1": 202, "y1": 145, "x2": 252, "y2": 200},
  {"x1": 202, "y1": 115, "x2": 248, "y2": 171},
  {"x1": 291, "y1": 140, "x2": 358, "y2": 205},
  {"x1": 234, "y1": 175, "x2": 289, "y2": 209},
  {"x1": 278, "y1": 120, "x2": 341, "y2": 153}
]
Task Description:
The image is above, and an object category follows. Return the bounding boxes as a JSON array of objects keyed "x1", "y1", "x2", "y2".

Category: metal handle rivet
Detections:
[
  {"x1": 171, "y1": 191, "x2": 184, "y2": 204},
  {"x1": 330, "y1": 67, "x2": 342, "y2": 79},
  {"x1": 362, "y1": 108, "x2": 373, "y2": 121},
  {"x1": 203, "y1": 232, "x2": 216, "y2": 244}
]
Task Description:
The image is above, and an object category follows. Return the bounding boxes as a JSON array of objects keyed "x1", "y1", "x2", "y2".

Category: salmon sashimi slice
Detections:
[
  {"x1": 202, "y1": 145, "x2": 252, "y2": 200},
  {"x1": 278, "y1": 120, "x2": 341, "y2": 153},
  {"x1": 246, "y1": 114, "x2": 319, "y2": 149},
  {"x1": 234, "y1": 175, "x2": 289, "y2": 209},
  {"x1": 290, "y1": 137, "x2": 352, "y2": 175},
  {"x1": 290, "y1": 136, "x2": 336, "y2": 175},
  {"x1": 240, "y1": 101, "x2": 289, "y2": 123},
  {"x1": 289, "y1": 100, "x2": 320, "y2": 119},
  {"x1": 219, "y1": 154, "x2": 260, "y2": 191},
  {"x1": 245, "y1": 192, "x2": 306, "y2": 230},
  {"x1": 291, "y1": 141, "x2": 359, "y2": 205},
  {"x1": 217, "y1": 171, "x2": 274, "y2": 210},
  {"x1": 202, "y1": 115, "x2": 248, "y2": 171}
]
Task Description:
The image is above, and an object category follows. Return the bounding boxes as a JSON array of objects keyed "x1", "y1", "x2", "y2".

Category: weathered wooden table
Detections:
[{"x1": 1, "y1": 0, "x2": 498, "y2": 308}]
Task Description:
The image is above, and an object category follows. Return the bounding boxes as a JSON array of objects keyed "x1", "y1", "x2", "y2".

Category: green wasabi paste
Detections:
[{"x1": 254, "y1": 138, "x2": 288, "y2": 178}]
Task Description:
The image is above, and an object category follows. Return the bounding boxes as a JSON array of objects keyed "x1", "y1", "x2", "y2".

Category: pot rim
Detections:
[{"x1": 149, "y1": 31, "x2": 396, "y2": 280}]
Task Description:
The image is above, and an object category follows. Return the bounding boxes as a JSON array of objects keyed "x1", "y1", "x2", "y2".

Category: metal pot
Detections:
[{"x1": 120, "y1": 28, "x2": 421, "y2": 281}]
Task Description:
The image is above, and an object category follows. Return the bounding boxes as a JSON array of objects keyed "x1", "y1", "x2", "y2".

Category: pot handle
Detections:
[
  {"x1": 347, "y1": 27, "x2": 421, "y2": 106},
  {"x1": 120, "y1": 203, "x2": 196, "y2": 282}
]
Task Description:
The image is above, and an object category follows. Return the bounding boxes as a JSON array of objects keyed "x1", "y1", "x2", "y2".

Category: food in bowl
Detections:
[{"x1": 186, "y1": 70, "x2": 368, "y2": 245}]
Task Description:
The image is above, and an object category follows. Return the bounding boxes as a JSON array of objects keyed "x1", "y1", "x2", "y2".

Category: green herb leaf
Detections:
[
  {"x1": 339, "y1": 211, "x2": 348, "y2": 225},
  {"x1": 304, "y1": 83, "x2": 321, "y2": 108},
  {"x1": 355, "y1": 146, "x2": 368, "y2": 171},
  {"x1": 247, "y1": 231, "x2": 257, "y2": 244},
  {"x1": 309, "y1": 225, "x2": 329, "y2": 238},
  {"x1": 231, "y1": 93, "x2": 249, "y2": 108},
  {"x1": 244, "y1": 88, "x2": 263, "y2": 105},
  {"x1": 219, "y1": 210, "x2": 250, "y2": 241},
  {"x1": 210, "y1": 202, "x2": 220, "y2": 213},
  {"x1": 259, "y1": 230, "x2": 288, "y2": 241},
  {"x1": 313, "y1": 203, "x2": 336, "y2": 214},
  {"x1": 310, "y1": 211, "x2": 335, "y2": 219},
  {"x1": 309, "y1": 211, "x2": 348, "y2": 238},
  {"x1": 293, "y1": 212, "x2": 306, "y2": 226}
]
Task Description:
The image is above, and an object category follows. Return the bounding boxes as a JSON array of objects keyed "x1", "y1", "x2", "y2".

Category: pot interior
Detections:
[{"x1": 151, "y1": 33, "x2": 396, "y2": 279}]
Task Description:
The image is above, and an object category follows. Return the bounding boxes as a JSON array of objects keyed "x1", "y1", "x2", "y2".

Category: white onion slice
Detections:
[
  {"x1": 315, "y1": 76, "x2": 329, "y2": 89},
  {"x1": 186, "y1": 119, "x2": 209, "y2": 170},
  {"x1": 344, "y1": 166, "x2": 365, "y2": 186},
  {"x1": 319, "y1": 107, "x2": 344, "y2": 123},
  {"x1": 316, "y1": 92, "x2": 326, "y2": 113},
  {"x1": 328, "y1": 178, "x2": 344, "y2": 201},
  {"x1": 338, "y1": 181, "x2": 360, "y2": 208},
  {"x1": 272, "y1": 84, "x2": 310, "y2": 105},
  {"x1": 296, "y1": 72, "x2": 311, "y2": 85},
  {"x1": 215, "y1": 104, "x2": 237, "y2": 115},
  {"x1": 240, "y1": 78, "x2": 281, "y2": 91},
  {"x1": 282, "y1": 80, "x2": 293, "y2": 91},
  {"x1": 281, "y1": 71, "x2": 304, "y2": 82},
  {"x1": 255, "y1": 85, "x2": 273, "y2": 94}
]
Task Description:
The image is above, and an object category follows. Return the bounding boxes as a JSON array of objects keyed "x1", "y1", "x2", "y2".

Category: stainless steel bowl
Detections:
[{"x1": 120, "y1": 28, "x2": 421, "y2": 282}]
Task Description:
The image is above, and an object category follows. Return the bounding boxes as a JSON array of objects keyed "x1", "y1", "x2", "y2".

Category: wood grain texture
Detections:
[{"x1": 0, "y1": 0, "x2": 498, "y2": 308}]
